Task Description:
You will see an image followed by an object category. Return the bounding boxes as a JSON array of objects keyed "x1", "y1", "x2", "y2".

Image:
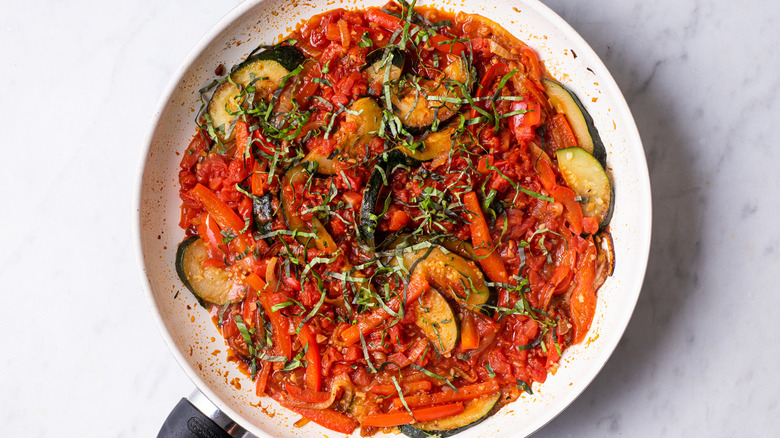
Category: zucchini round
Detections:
[
  {"x1": 542, "y1": 78, "x2": 607, "y2": 167},
  {"x1": 400, "y1": 246, "x2": 494, "y2": 313},
  {"x1": 414, "y1": 288, "x2": 459, "y2": 354},
  {"x1": 398, "y1": 124, "x2": 458, "y2": 163},
  {"x1": 280, "y1": 162, "x2": 338, "y2": 253},
  {"x1": 208, "y1": 45, "x2": 305, "y2": 141},
  {"x1": 392, "y1": 56, "x2": 469, "y2": 129},
  {"x1": 366, "y1": 49, "x2": 405, "y2": 93},
  {"x1": 399, "y1": 392, "x2": 501, "y2": 438},
  {"x1": 342, "y1": 97, "x2": 383, "y2": 157},
  {"x1": 358, "y1": 149, "x2": 422, "y2": 246},
  {"x1": 358, "y1": 166, "x2": 386, "y2": 247},
  {"x1": 175, "y1": 236, "x2": 245, "y2": 304},
  {"x1": 555, "y1": 146, "x2": 614, "y2": 230}
]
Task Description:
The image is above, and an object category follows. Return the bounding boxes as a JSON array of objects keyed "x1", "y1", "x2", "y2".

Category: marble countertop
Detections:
[{"x1": 1, "y1": 0, "x2": 778, "y2": 436}]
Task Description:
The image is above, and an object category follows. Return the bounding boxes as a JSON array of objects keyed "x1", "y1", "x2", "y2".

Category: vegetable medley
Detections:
[{"x1": 175, "y1": 1, "x2": 615, "y2": 436}]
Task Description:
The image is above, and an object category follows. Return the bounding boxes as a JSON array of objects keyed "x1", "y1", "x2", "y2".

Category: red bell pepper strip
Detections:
[
  {"x1": 340, "y1": 275, "x2": 430, "y2": 346},
  {"x1": 247, "y1": 270, "x2": 292, "y2": 361},
  {"x1": 508, "y1": 96, "x2": 542, "y2": 144},
  {"x1": 297, "y1": 322, "x2": 322, "y2": 392},
  {"x1": 190, "y1": 183, "x2": 246, "y2": 233},
  {"x1": 369, "y1": 380, "x2": 433, "y2": 396},
  {"x1": 551, "y1": 185, "x2": 584, "y2": 235},
  {"x1": 392, "y1": 380, "x2": 499, "y2": 409},
  {"x1": 196, "y1": 213, "x2": 227, "y2": 263},
  {"x1": 463, "y1": 192, "x2": 509, "y2": 284},
  {"x1": 255, "y1": 361, "x2": 272, "y2": 396},
  {"x1": 539, "y1": 265, "x2": 571, "y2": 311},
  {"x1": 535, "y1": 157, "x2": 557, "y2": 194},
  {"x1": 570, "y1": 242, "x2": 597, "y2": 344},
  {"x1": 459, "y1": 312, "x2": 479, "y2": 350},
  {"x1": 364, "y1": 8, "x2": 466, "y2": 55},
  {"x1": 365, "y1": 8, "x2": 402, "y2": 31},
  {"x1": 582, "y1": 216, "x2": 600, "y2": 235},
  {"x1": 241, "y1": 290, "x2": 258, "y2": 330},
  {"x1": 284, "y1": 382, "x2": 330, "y2": 404},
  {"x1": 363, "y1": 402, "x2": 465, "y2": 427},
  {"x1": 477, "y1": 63, "x2": 510, "y2": 99},
  {"x1": 469, "y1": 62, "x2": 510, "y2": 132},
  {"x1": 427, "y1": 33, "x2": 467, "y2": 56},
  {"x1": 519, "y1": 44, "x2": 544, "y2": 86},
  {"x1": 288, "y1": 406, "x2": 357, "y2": 434}
]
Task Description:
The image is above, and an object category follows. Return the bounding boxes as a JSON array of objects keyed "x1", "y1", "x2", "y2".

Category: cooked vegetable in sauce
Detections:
[{"x1": 175, "y1": 2, "x2": 615, "y2": 435}]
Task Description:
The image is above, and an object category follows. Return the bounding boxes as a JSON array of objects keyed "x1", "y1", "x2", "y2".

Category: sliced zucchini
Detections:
[
  {"x1": 398, "y1": 124, "x2": 458, "y2": 163},
  {"x1": 280, "y1": 162, "x2": 338, "y2": 253},
  {"x1": 358, "y1": 166, "x2": 385, "y2": 247},
  {"x1": 401, "y1": 246, "x2": 494, "y2": 312},
  {"x1": 366, "y1": 49, "x2": 405, "y2": 92},
  {"x1": 358, "y1": 149, "x2": 422, "y2": 246},
  {"x1": 414, "y1": 288, "x2": 459, "y2": 354},
  {"x1": 392, "y1": 56, "x2": 469, "y2": 129},
  {"x1": 342, "y1": 97, "x2": 383, "y2": 157},
  {"x1": 542, "y1": 78, "x2": 607, "y2": 166},
  {"x1": 175, "y1": 236, "x2": 245, "y2": 304},
  {"x1": 399, "y1": 392, "x2": 501, "y2": 438},
  {"x1": 556, "y1": 146, "x2": 614, "y2": 230},
  {"x1": 208, "y1": 45, "x2": 305, "y2": 142}
]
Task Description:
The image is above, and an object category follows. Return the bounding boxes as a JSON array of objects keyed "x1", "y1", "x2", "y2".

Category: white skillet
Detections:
[{"x1": 136, "y1": 0, "x2": 652, "y2": 436}]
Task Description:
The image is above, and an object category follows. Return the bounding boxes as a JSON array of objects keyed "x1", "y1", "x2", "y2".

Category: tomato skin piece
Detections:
[{"x1": 551, "y1": 185, "x2": 584, "y2": 235}]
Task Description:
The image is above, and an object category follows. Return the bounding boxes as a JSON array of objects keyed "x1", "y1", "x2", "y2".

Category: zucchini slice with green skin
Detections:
[
  {"x1": 208, "y1": 45, "x2": 305, "y2": 142},
  {"x1": 556, "y1": 146, "x2": 614, "y2": 230},
  {"x1": 542, "y1": 78, "x2": 607, "y2": 167},
  {"x1": 398, "y1": 124, "x2": 458, "y2": 163},
  {"x1": 358, "y1": 149, "x2": 422, "y2": 246},
  {"x1": 401, "y1": 246, "x2": 494, "y2": 313},
  {"x1": 342, "y1": 97, "x2": 383, "y2": 157},
  {"x1": 392, "y1": 56, "x2": 470, "y2": 129},
  {"x1": 414, "y1": 288, "x2": 459, "y2": 354},
  {"x1": 366, "y1": 49, "x2": 405, "y2": 93},
  {"x1": 358, "y1": 166, "x2": 386, "y2": 247},
  {"x1": 175, "y1": 236, "x2": 246, "y2": 304},
  {"x1": 399, "y1": 392, "x2": 501, "y2": 438},
  {"x1": 280, "y1": 161, "x2": 338, "y2": 253}
]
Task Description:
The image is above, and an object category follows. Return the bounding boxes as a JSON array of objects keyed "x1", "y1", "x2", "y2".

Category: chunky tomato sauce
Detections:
[{"x1": 176, "y1": 2, "x2": 613, "y2": 435}]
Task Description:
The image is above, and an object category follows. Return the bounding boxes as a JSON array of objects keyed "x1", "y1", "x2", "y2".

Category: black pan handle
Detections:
[{"x1": 158, "y1": 390, "x2": 254, "y2": 438}]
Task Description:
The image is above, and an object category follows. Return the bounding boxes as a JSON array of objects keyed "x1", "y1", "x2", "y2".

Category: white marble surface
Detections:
[{"x1": 1, "y1": 0, "x2": 778, "y2": 436}]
